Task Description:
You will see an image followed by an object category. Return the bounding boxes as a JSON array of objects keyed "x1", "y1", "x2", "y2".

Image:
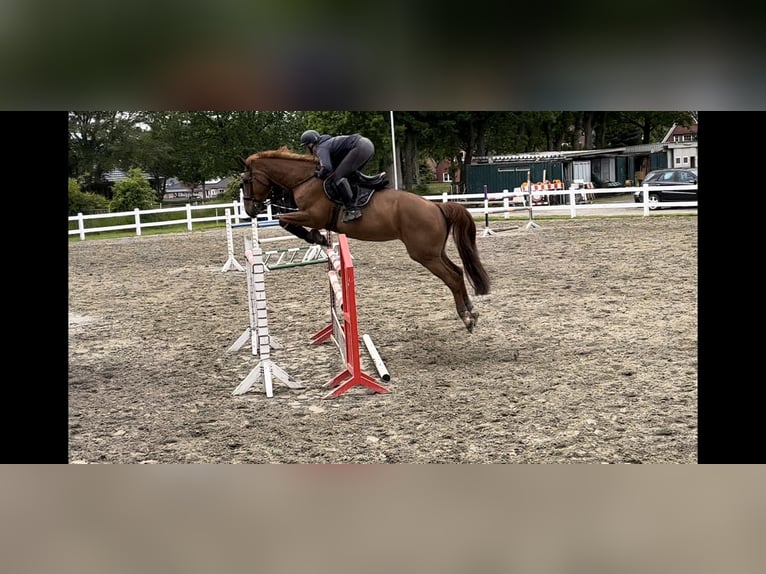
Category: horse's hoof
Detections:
[{"x1": 308, "y1": 230, "x2": 330, "y2": 247}]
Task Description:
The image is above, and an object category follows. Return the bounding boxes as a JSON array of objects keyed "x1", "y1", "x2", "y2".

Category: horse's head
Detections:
[
  {"x1": 240, "y1": 161, "x2": 273, "y2": 217},
  {"x1": 240, "y1": 149, "x2": 318, "y2": 217}
]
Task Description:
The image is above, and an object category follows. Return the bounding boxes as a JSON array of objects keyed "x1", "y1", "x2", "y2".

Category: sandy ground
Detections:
[{"x1": 68, "y1": 215, "x2": 697, "y2": 463}]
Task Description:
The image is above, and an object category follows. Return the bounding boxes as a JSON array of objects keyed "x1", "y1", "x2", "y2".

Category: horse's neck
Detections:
[{"x1": 268, "y1": 159, "x2": 314, "y2": 188}]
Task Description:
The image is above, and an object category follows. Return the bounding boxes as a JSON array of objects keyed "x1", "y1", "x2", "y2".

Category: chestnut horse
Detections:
[{"x1": 240, "y1": 148, "x2": 490, "y2": 332}]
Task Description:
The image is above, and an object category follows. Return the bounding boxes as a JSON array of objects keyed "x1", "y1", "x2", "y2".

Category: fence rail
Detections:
[
  {"x1": 68, "y1": 185, "x2": 696, "y2": 240},
  {"x1": 68, "y1": 199, "x2": 271, "y2": 240}
]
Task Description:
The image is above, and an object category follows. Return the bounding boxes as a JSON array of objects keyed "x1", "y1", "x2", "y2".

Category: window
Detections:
[
  {"x1": 442, "y1": 172, "x2": 451, "y2": 182},
  {"x1": 676, "y1": 157, "x2": 681, "y2": 165},
  {"x1": 678, "y1": 171, "x2": 695, "y2": 183},
  {"x1": 683, "y1": 156, "x2": 689, "y2": 164}
]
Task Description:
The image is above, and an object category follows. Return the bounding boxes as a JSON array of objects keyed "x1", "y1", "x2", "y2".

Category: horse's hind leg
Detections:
[
  {"x1": 408, "y1": 250, "x2": 477, "y2": 332},
  {"x1": 441, "y1": 253, "x2": 479, "y2": 330}
]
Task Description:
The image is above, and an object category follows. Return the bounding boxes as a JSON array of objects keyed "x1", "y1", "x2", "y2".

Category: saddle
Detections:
[
  {"x1": 353, "y1": 170, "x2": 388, "y2": 188},
  {"x1": 322, "y1": 170, "x2": 389, "y2": 208}
]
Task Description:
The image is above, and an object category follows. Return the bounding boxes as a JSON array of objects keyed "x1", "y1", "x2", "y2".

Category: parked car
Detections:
[{"x1": 634, "y1": 168, "x2": 698, "y2": 209}]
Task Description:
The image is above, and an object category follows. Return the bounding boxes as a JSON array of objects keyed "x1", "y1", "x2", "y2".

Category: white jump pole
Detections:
[{"x1": 362, "y1": 334, "x2": 390, "y2": 382}]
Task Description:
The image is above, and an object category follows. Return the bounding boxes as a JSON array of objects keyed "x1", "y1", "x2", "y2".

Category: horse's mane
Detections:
[{"x1": 248, "y1": 146, "x2": 316, "y2": 163}]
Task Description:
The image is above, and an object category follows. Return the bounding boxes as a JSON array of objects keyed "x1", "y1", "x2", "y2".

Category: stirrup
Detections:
[{"x1": 342, "y1": 207, "x2": 361, "y2": 223}]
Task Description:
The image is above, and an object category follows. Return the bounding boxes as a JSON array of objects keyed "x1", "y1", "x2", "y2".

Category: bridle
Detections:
[
  {"x1": 240, "y1": 168, "x2": 272, "y2": 203},
  {"x1": 241, "y1": 164, "x2": 317, "y2": 205}
]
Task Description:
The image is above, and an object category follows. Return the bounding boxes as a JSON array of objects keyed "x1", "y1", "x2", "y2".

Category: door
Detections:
[{"x1": 572, "y1": 161, "x2": 591, "y2": 184}]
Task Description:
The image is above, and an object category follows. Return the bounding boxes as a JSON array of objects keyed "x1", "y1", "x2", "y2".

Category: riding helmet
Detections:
[{"x1": 300, "y1": 130, "x2": 320, "y2": 147}]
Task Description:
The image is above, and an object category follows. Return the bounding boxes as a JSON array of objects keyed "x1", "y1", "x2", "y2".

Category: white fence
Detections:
[
  {"x1": 423, "y1": 184, "x2": 698, "y2": 220},
  {"x1": 68, "y1": 185, "x2": 697, "y2": 240},
  {"x1": 68, "y1": 199, "x2": 267, "y2": 241}
]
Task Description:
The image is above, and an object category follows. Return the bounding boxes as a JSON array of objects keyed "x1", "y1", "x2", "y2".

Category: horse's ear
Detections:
[{"x1": 237, "y1": 157, "x2": 247, "y2": 169}]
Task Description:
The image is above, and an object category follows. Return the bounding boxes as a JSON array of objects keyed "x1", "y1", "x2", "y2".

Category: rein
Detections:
[{"x1": 243, "y1": 166, "x2": 315, "y2": 204}]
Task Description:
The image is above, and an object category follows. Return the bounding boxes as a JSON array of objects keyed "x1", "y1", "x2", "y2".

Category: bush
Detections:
[
  {"x1": 221, "y1": 176, "x2": 243, "y2": 202},
  {"x1": 69, "y1": 178, "x2": 110, "y2": 216},
  {"x1": 110, "y1": 168, "x2": 156, "y2": 212}
]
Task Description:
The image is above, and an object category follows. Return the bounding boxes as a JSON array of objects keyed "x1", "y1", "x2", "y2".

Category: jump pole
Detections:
[
  {"x1": 310, "y1": 233, "x2": 390, "y2": 399},
  {"x1": 223, "y1": 210, "x2": 327, "y2": 272},
  {"x1": 362, "y1": 333, "x2": 390, "y2": 382},
  {"x1": 230, "y1": 237, "x2": 303, "y2": 397}
]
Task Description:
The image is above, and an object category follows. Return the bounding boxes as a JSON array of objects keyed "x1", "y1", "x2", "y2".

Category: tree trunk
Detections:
[
  {"x1": 583, "y1": 112, "x2": 594, "y2": 149},
  {"x1": 402, "y1": 128, "x2": 418, "y2": 190}
]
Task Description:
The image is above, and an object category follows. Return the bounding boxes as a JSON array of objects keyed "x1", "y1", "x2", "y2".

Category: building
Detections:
[
  {"x1": 164, "y1": 177, "x2": 234, "y2": 201},
  {"x1": 661, "y1": 122, "x2": 698, "y2": 170},
  {"x1": 103, "y1": 169, "x2": 234, "y2": 201},
  {"x1": 465, "y1": 138, "x2": 698, "y2": 195}
]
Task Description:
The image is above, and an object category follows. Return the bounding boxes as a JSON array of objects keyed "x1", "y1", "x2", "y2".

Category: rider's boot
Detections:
[{"x1": 336, "y1": 177, "x2": 361, "y2": 222}]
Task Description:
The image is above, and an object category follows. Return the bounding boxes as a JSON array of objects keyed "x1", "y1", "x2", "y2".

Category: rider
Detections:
[{"x1": 299, "y1": 129, "x2": 375, "y2": 223}]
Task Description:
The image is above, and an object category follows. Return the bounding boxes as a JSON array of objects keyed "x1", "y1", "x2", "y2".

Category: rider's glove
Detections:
[{"x1": 316, "y1": 166, "x2": 330, "y2": 179}]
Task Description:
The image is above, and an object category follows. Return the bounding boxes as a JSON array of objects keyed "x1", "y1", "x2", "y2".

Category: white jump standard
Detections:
[
  {"x1": 221, "y1": 208, "x2": 245, "y2": 272},
  {"x1": 229, "y1": 241, "x2": 303, "y2": 397}
]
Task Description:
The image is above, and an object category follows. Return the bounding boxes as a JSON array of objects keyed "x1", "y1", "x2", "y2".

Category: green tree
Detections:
[
  {"x1": 611, "y1": 111, "x2": 692, "y2": 144},
  {"x1": 68, "y1": 111, "x2": 142, "y2": 197},
  {"x1": 68, "y1": 177, "x2": 110, "y2": 216},
  {"x1": 403, "y1": 112, "x2": 514, "y2": 192},
  {"x1": 221, "y1": 176, "x2": 243, "y2": 203},
  {"x1": 110, "y1": 168, "x2": 156, "y2": 212},
  {"x1": 166, "y1": 111, "x2": 307, "y2": 196},
  {"x1": 132, "y1": 111, "x2": 185, "y2": 202},
  {"x1": 67, "y1": 110, "x2": 696, "y2": 203}
]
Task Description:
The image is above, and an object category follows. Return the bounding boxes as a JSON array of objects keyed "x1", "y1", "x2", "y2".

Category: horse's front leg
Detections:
[
  {"x1": 279, "y1": 221, "x2": 329, "y2": 247},
  {"x1": 279, "y1": 210, "x2": 315, "y2": 228},
  {"x1": 306, "y1": 229, "x2": 330, "y2": 246}
]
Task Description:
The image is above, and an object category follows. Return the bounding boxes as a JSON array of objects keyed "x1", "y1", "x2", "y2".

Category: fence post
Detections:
[
  {"x1": 642, "y1": 185, "x2": 650, "y2": 216},
  {"x1": 77, "y1": 213, "x2": 85, "y2": 241},
  {"x1": 134, "y1": 208, "x2": 142, "y2": 236},
  {"x1": 569, "y1": 187, "x2": 576, "y2": 219},
  {"x1": 502, "y1": 189, "x2": 510, "y2": 219},
  {"x1": 186, "y1": 203, "x2": 193, "y2": 231}
]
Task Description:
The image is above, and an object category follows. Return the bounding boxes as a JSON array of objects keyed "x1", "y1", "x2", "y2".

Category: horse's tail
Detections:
[{"x1": 438, "y1": 202, "x2": 491, "y2": 295}]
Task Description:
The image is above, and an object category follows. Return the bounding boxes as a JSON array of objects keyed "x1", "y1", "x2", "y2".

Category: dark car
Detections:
[{"x1": 634, "y1": 168, "x2": 698, "y2": 210}]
